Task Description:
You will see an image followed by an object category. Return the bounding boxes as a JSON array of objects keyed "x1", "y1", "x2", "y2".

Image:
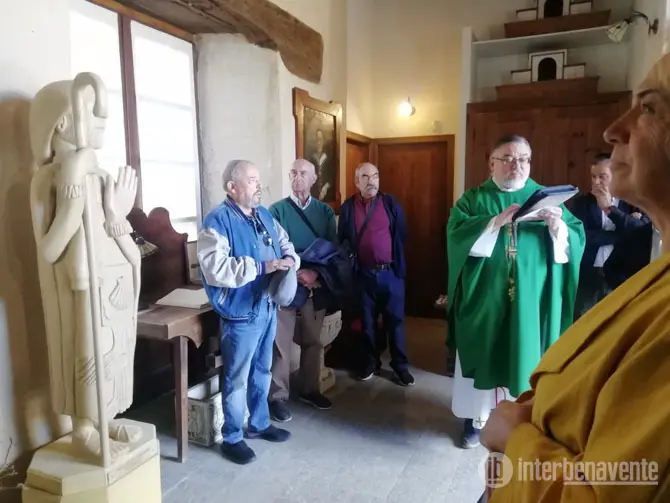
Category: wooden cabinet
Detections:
[{"x1": 465, "y1": 92, "x2": 631, "y2": 192}]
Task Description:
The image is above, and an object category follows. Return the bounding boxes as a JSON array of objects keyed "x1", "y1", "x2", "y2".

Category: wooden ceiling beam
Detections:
[{"x1": 112, "y1": 0, "x2": 323, "y2": 83}]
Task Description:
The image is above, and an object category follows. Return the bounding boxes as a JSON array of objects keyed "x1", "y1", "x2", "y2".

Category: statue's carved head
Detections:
[{"x1": 29, "y1": 73, "x2": 108, "y2": 167}]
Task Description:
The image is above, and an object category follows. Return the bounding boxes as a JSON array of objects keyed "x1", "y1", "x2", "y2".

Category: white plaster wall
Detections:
[
  {"x1": 195, "y1": 34, "x2": 284, "y2": 214},
  {"x1": 368, "y1": 0, "x2": 635, "y2": 139},
  {"x1": 196, "y1": 1, "x2": 347, "y2": 207},
  {"x1": 271, "y1": 0, "x2": 348, "y2": 199},
  {"x1": 369, "y1": 0, "x2": 530, "y2": 139},
  {"x1": 475, "y1": 44, "x2": 631, "y2": 101},
  {"x1": 346, "y1": 0, "x2": 374, "y2": 137},
  {"x1": 627, "y1": 0, "x2": 668, "y2": 90},
  {"x1": 0, "y1": 0, "x2": 72, "y2": 494}
]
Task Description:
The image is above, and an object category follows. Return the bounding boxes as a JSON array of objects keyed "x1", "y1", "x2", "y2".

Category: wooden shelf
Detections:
[
  {"x1": 472, "y1": 25, "x2": 625, "y2": 59},
  {"x1": 495, "y1": 76, "x2": 600, "y2": 101},
  {"x1": 505, "y1": 10, "x2": 611, "y2": 38}
]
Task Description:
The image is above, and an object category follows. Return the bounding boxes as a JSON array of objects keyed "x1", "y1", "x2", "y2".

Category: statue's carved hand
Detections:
[{"x1": 104, "y1": 166, "x2": 137, "y2": 224}]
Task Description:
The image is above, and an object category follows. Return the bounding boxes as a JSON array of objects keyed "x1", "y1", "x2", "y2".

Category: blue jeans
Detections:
[
  {"x1": 219, "y1": 299, "x2": 277, "y2": 444},
  {"x1": 358, "y1": 268, "x2": 409, "y2": 372}
]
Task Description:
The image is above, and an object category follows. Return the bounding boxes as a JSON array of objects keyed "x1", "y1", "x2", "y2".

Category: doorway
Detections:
[{"x1": 345, "y1": 133, "x2": 454, "y2": 318}]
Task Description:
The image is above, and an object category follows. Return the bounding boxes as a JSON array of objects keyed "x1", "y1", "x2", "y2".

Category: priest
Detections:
[{"x1": 446, "y1": 135, "x2": 585, "y2": 449}]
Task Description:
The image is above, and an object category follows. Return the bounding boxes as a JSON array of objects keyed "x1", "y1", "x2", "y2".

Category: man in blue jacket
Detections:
[
  {"x1": 198, "y1": 160, "x2": 300, "y2": 465},
  {"x1": 338, "y1": 162, "x2": 414, "y2": 386}
]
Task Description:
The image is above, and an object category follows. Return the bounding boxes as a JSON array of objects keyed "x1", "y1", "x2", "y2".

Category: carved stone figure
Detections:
[{"x1": 29, "y1": 72, "x2": 141, "y2": 465}]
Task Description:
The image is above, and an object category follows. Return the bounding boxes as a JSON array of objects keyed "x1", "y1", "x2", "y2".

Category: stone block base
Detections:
[{"x1": 22, "y1": 420, "x2": 161, "y2": 503}]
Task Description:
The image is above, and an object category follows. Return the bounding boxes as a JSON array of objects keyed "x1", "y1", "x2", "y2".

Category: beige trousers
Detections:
[{"x1": 270, "y1": 298, "x2": 326, "y2": 401}]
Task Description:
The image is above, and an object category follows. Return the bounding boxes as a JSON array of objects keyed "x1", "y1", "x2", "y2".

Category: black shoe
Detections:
[
  {"x1": 246, "y1": 425, "x2": 291, "y2": 442},
  {"x1": 299, "y1": 392, "x2": 332, "y2": 410},
  {"x1": 269, "y1": 400, "x2": 292, "y2": 422},
  {"x1": 220, "y1": 440, "x2": 256, "y2": 464},
  {"x1": 356, "y1": 363, "x2": 377, "y2": 381},
  {"x1": 393, "y1": 369, "x2": 415, "y2": 387},
  {"x1": 460, "y1": 419, "x2": 481, "y2": 449}
]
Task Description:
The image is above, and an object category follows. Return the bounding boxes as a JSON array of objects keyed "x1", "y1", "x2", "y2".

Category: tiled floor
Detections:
[{"x1": 127, "y1": 317, "x2": 487, "y2": 503}]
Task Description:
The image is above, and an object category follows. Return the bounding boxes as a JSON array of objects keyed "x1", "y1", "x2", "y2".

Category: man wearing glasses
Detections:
[
  {"x1": 339, "y1": 162, "x2": 414, "y2": 387},
  {"x1": 267, "y1": 159, "x2": 337, "y2": 423},
  {"x1": 446, "y1": 135, "x2": 585, "y2": 449},
  {"x1": 198, "y1": 160, "x2": 300, "y2": 465}
]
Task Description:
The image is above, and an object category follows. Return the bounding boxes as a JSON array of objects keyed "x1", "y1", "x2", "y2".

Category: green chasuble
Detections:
[{"x1": 446, "y1": 178, "x2": 585, "y2": 397}]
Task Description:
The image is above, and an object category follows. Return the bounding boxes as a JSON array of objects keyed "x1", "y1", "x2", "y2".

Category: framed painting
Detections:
[{"x1": 293, "y1": 87, "x2": 343, "y2": 211}]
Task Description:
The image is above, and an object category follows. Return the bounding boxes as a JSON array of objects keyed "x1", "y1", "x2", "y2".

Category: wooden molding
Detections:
[
  {"x1": 504, "y1": 10, "x2": 611, "y2": 38},
  {"x1": 374, "y1": 134, "x2": 454, "y2": 145},
  {"x1": 496, "y1": 77, "x2": 599, "y2": 101},
  {"x1": 293, "y1": 88, "x2": 343, "y2": 211},
  {"x1": 112, "y1": 0, "x2": 323, "y2": 83},
  {"x1": 468, "y1": 90, "x2": 631, "y2": 114},
  {"x1": 346, "y1": 131, "x2": 372, "y2": 145},
  {"x1": 87, "y1": 0, "x2": 193, "y2": 41}
]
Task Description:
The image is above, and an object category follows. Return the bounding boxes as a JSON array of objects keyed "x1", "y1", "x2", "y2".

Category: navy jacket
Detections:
[
  {"x1": 570, "y1": 192, "x2": 649, "y2": 273},
  {"x1": 289, "y1": 238, "x2": 354, "y2": 313},
  {"x1": 338, "y1": 193, "x2": 407, "y2": 279},
  {"x1": 603, "y1": 223, "x2": 654, "y2": 289},
  {"x1": 571, "y1": 193, "x2": 650, "y2": 280}
]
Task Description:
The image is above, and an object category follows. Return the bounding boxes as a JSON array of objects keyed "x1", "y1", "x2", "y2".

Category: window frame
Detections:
[{"x1": 84, "y1": 0, "x2": 203, "y2": 228}]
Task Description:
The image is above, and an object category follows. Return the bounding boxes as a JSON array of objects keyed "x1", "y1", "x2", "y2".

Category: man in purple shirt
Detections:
[{"x1": 338, "y1": 163, "x2": 414, "y2": 386}]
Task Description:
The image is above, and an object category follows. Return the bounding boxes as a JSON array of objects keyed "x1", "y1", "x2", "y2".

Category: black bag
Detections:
[{"x1": 286, "y1": 197, "x2": 321, "y2": 239}]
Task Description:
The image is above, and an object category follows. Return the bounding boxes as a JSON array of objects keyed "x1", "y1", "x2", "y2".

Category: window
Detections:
[{"x1": 69, "y1": 0, "x2": 201, "y2": 239}]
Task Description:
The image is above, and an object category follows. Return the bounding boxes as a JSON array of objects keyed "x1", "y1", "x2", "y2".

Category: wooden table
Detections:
[{"x1": 137, "y1": 304, "x2": 217, "y2": 463}]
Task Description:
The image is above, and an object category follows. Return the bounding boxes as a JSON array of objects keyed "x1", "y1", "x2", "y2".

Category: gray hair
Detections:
[
  {"x1": 222, "y1": 159, "x2": 252, "y2": 191},
  {"x1": 490, "y1": 135, "x2": 532, "y2": 158},
  {"x1": 355, "y1": 162, "x2": 378, "y2": 180}
]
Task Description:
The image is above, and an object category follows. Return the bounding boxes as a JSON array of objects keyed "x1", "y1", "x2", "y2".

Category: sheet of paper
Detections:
[{"x1": 156, "y1": 288, "x2": 210, "y2": 309}]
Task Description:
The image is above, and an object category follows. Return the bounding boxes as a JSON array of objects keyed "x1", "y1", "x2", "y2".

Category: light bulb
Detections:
[{"x1": 397, "y1": 98, "x2": 416, "y2": 117}]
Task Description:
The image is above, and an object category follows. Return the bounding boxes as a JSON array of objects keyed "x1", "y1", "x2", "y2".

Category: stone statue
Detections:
[{"x1": 29, "y1": 72, "x2": 141, "y2": 466}]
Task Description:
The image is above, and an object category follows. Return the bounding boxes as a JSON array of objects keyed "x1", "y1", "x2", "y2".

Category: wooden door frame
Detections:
[
  {"x1": 372, "y1": 134, "x2": 455, "y2": 212},
  {"x1": 346, "y1": 131, "x2": 376, "y2": 163}
]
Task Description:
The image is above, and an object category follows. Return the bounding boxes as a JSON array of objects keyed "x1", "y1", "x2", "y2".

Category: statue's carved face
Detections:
[
  {"x1": 53, "y1": 87, "x2": 107, "y2": 151},
  {"x1": 604, "y1": 53, "x2": 670, "y2": 212},
  {"x1": 80, "y1": 87, "x2": 107, "y2": 150}
]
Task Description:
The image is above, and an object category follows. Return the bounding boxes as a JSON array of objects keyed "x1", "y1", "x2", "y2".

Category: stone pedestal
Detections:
[{"x1": 22, "y1": 420, "x2": 161, "y2": 503}]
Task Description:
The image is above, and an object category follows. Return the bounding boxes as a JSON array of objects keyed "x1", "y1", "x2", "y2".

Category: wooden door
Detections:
[
  {"x1": 544, "y1": 100, "x2": 629, "y2": 192},
  {"x1": 345, "y1": 132, "x2": 373, "y2": 199},
  {"x1": 375, "y1": 135, "x2": 454, "y2": 318}
]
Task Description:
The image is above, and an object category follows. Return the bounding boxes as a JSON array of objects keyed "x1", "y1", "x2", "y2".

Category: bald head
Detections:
[
  {"x1": 290, "y1": 158, "x2": 317, "y2": 196},
  {"x1": 355, "y1": 162, "x2": 380, "y2": 199}
]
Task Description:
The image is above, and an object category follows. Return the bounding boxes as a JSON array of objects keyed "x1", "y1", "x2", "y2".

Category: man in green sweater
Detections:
[{"x1": 268, "y1": 159, "x2": 337, "y2": 422}]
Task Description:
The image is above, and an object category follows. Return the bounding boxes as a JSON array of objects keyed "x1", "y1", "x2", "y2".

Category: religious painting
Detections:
[{"x1": 293, "y1": 87, "x2": 343, "y2": 210}]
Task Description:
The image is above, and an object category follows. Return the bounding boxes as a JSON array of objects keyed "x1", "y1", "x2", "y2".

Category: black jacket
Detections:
[
  {"x1": 570, "y1": 192, "x2": 649, "y2": 274},
  {"x1": 603, "y1": 223, "x2": 654, "y2": 289},
  {"x1": 289, "y1": 238, "x2": 354, "y2": 313}
]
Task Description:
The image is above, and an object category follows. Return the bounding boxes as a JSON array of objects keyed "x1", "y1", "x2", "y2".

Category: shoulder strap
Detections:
[
  {"x1": 286, "y1": 197, "x2": 320, "y2": 239},
  {"x1": 354, "y1": 196, "x2": 379, "y2": 249}
]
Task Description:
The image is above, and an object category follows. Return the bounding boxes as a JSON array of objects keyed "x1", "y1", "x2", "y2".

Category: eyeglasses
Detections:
[{"x1": 492, "y1": 156, "x2": 531, "y2": 166}]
